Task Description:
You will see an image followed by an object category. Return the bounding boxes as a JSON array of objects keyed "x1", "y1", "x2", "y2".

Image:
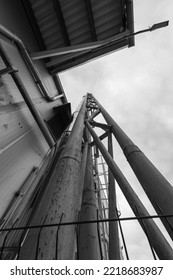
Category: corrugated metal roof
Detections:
[
  {"x1": 30, "y1": 0, "x2": 65, "y2": 48},
  {"x1": 91, "y1": 0, "x2": 123, "y2": 39},
  {"x1": 60, "y1": 0, "x2": 91, "y2": 44},
  {"x1": 26, "y1": 0, "x2": 134, "y2": 72}
]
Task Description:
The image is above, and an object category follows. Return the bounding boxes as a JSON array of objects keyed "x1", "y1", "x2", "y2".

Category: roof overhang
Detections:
[{"x1": 22, "y1": 0, "x2": 135, "y2": 73}]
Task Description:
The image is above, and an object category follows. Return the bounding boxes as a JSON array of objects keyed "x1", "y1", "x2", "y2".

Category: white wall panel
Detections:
[{"x1": 0, "y1": 36, "x2": 60, "y2": 218}]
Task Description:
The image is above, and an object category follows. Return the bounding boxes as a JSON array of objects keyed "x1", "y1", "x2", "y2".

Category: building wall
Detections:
[{"x1": 0, "y1": 1, "x2": 62, "y2": 219}]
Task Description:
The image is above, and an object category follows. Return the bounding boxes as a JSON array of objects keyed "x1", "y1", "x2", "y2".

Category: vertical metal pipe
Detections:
[
  {"x1": 86, "y1": 121, "x2": 173, "y2": 260},
  {"x1": 108, "y1": 132, "x2": 121, "y2": 260},
  {"x1": 93, "y1": 95, "x2": 173, "y2": 241},
  {"x1": 116, "y1": 210, "x2": 129, "y2": 259},
  {"x1": 135, "y1": 207, "x2": 157, "y2": 260},
  {"x1": 19, "y1": 95, "x2": 87, "y2": 259},
  {"x1": 77, "y1": 141, "x2": 89, "y2": 211},
  {"x1": 52, "y1": 75, "x2": 67, "y2": 103},
  {"x1": 96, "y1": 209, "x2": 104, "y2": 259},
  {"x1": 78, "y1": 146, "x2": 101, "y2": 260}
]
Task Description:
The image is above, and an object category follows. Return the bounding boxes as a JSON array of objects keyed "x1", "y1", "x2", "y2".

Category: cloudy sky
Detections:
[{"x1": 60, "y1": 0, "x2": 173, "y2": 259}]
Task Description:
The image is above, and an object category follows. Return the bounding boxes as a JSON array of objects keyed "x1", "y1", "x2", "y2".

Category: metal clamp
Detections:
[{"x1": 0, "y1": 66, "x2": 18, "y2": 77}]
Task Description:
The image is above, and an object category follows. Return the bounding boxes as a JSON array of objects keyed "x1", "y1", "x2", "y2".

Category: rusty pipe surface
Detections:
[
  {"x1": 0, "y1": 24, "x2": 64, "y2": 102},
  {"x1": 77, "y1": 142, "x2": 89, "y2": 211},
  {"x1": 86, "y1": 121, "x2": 173, "y2": 260},
  {"x1": 18, "y1": 95, "x2": 88, "y2": 259},
  {"x1": 93, "y1": 95, "x2": 173, "y2": 241}
]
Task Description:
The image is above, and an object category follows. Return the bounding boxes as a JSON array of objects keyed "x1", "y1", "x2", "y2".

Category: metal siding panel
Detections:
[
  {"x1": 0, "y1": 126, "x2": 48, "y2": 218},
  {"x1": 0, "y1": 108, "x2": 33, "y2": 149},
  {"x1": 1, "y1": 39, "x2": 42, "y2": 101},
  {"x1": 0, "y1": 101, "x2": 52, "y2": 219},
  {"x1": 0, "y1": 55, "x2": 22, "y2": 104},
  {"x1": 0, "y1": 103, "x2": 53, "y2": 150},
  {"x1": 1, "y1": 37, "x2": 59, "y2": 101},
  {"x1": 0, "y1": 36, "x2": 61, "y2": 218}
]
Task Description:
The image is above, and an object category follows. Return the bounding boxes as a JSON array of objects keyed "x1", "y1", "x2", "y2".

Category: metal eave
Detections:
[
  {"x1": 49, "y1": 38, "x2": 129, "y2": 74},
  {"x1": 27, "y1": 0, "x2": 135, "y2": 73},
  {"x1": 31, "y1": 31, "x2": 129, "y2": 60}
]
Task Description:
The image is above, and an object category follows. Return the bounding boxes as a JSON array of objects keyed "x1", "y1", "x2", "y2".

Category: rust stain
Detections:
[{"x1": 3, "y1": 123, "x2": 8, "y2": 130}]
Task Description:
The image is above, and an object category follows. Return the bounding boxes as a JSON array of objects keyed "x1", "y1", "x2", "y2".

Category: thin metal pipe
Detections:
[
  {"x1": 50, "y1": 41, "x2": 128, "y2": 75},
  {"x1": 135, "y1": 206, "x2": 157, "y2": 260},
  {"x1": 90, "y1": 131, "x2": 108, "y2": 147},
  {"x1": 52, "y1": 75, "x2": 67, "y2": 103},
  {"x1": 0, "y1": 24, "x2": 64, "y2": 102},
  {"x1": 0, "y1": 43, "x2": 54, "y2": 147},
  {"x1": 16, "y1": 228, "x2": 29, "y2": 260},
  {"x1": 31, "y1": 32, "x2": 129, "y2": 60},
  {"x1": 77, "y1": 142, "x2": 89, "y2": 211},
  {"x1": 116, "y1": 209, "x2": 129, "y2": 260},
  {"x1": 85, "y1": 121, "x2": 173, "y2": 260},
  {"x1": 96, "y1": 209, "x2": 104, "y2": 260},
  {"x1": 92, "y1": 94, "x2": 173, "y2": 241},
  {"x1": 78, "y1": 146, "x2": 101, "y2": 260},
  {"x1": 108, "y1": 132, "x2": 121, "y2": 260}
]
